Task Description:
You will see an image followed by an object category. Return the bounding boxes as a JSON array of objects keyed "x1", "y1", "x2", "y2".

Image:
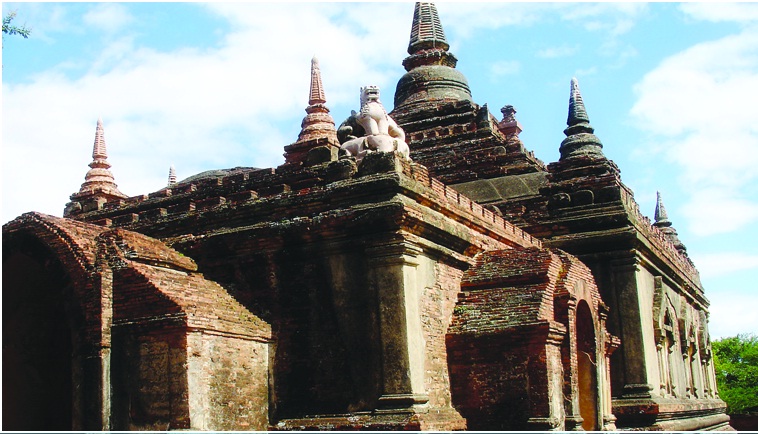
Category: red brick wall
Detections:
[
  {"x1": 110, "y1": 327, "x2": 189, "y2": 430},
  {"x1": 420, "y1": 261, "x2": 464, "y2": 408},
  {"x1": 187, "y1": 333, "x2": 269, "y2": 430},
  {"x1": 447, "y1": 333, "x2": 533, "y2": 430}
]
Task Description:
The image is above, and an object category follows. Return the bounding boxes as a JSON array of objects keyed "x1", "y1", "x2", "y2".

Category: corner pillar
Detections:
[
  {"x1": 562, "y1": 297, "x2": 584, "y2": 431},
  {"x1": 599, "y1": 304, "x2": 619, "y2": 431},
  {"x1": 76, "y1": 267, "x2": 113, "y2": 430},
  {"x1": 366, "y1": 239, "x2": 429, "y2": 410},
  {"x1": 610, "y1": 255, "x2": 654, "y2": 399},
  {"x1": 526, "y1": 322, "x2": 568, "y2": 431}
]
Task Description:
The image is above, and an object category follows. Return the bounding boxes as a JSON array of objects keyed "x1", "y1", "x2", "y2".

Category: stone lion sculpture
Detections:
[{"x1": 339, "y1": 85, "x2": 411, "y2": 162}]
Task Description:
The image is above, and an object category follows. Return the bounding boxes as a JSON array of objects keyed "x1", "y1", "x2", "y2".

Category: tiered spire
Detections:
[
  {"x1": 168, "y1": 165, "x2": 177, "y2": 187},
  {"x1": 653, "y1": 192, "x2": 688, "y2": 256},
  {"x1": 654, "y1": 191, "x2": 670, "y2": 225},
  {"x1": 402, "y1": 2, "x2": 457, "y2": 71},
  {"x1": 559, "y1": 78, "x2": 605, "y2": 160},
  {"x1": 308, "y1": 56, "x2": 326, "y2": 106},
  {"x1": 93, "y1": 117, "x2": 108, "y2": 159},
  {"x1": 408, "y1": 2, "x2": 449, "y2": 55},
  {"x1": 295, "y1": 57, "x2": 337, "y2": 145},
  {"x1": 394, "y1": 2, "x2": 472, "y2": 108},
  {"x1": 282, "y1": 57, "x2": 339, "y2": 166},
  {"x1": 72, "y1": 118, "x2": 127, "y2": 200}
]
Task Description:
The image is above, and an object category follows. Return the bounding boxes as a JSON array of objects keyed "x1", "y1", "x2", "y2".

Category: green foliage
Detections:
[
  {"x1": 713, "y1": 333, "x2": 758, "y2": 414},
  {"x1": 3, "y1": 11, "x2": 31, "y2": 39}
]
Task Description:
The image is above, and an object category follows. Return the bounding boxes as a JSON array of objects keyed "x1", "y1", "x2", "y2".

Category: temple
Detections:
[{"x1": 3, "y1": 3, "x2": 728, "y2": 431}]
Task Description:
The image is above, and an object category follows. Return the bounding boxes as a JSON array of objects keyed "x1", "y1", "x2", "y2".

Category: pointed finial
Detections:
[
  {"x1": 654, "y1": 191, "x2": 670, "y2": 225},
  {"x1": 395, "y1": 2, "x2": 471, "y2": 107},
  {"x1": 567, "y1": 78, "x2": 591, "y2": 128},
  {"x1": 168, "y1": 165, "x2": 177, "y2": 187},
  {"x1": 70, "y1": 118, "x2": 127, "y2": 202},
  {"x1": 401, "y1": 2, "x2": 458, "y2": 72},
  {"x1": 283, "y1": 57, "x2": 339, "y2": 166},
  {"x1": 93, "y1": 117, "x2": 107, "y2": 159},
  {"x1": 309, "y1": 56, "x2": 326, "y2": 106},
  {"x1": 559, "y1": 77, "x2": 605, "y2": 160},
  {"x1": 652, "y1": 191, "x2": 688, "y2": 256},
  {"x1": 408, "y1": 2, "x2": 449, "y2": 55}
]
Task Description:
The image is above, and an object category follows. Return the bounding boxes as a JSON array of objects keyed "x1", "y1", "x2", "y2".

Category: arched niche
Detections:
[
  {"x1": 576, "y1": 299, "x2": 598, "y2": 431},
  {"x1": 2, "y1": 234, "x2": 85, "y2": 430},
  {"x1": 659, "y1": 301, "x2": 679, "y2": 397}
]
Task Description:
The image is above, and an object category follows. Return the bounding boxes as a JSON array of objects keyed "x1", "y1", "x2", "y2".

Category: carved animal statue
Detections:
[{"x1": 340, "y1": 86, "x2": 410, "y2": 162}]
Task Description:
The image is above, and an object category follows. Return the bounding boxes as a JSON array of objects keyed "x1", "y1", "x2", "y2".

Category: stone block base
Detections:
[
  {"x1": 271, "y1": 407, "x2": 466, "y2": 431},
  {"x1": 613, "y1": 397, "x2": 730, "y2": 431}
]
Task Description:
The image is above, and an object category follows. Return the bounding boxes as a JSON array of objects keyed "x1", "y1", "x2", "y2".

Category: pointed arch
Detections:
[
  {"x1": 552, "y1": 250, "x2": 614, "y2": 430},
  {"x1": 3, "y1": 212, "x2": 109, "y2": 430},
  {"x1": 576, "y1": 299, "x2": 598, "y2": 431},
  {"x1": 4, "y1": 212, "x2": 273, "y2": 430}
]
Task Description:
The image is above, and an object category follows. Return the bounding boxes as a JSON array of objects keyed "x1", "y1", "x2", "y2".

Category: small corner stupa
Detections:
[
  {"x1": 64, "y1": 118, "x2": 127, "y2": 216},
  {"x1": 653, "y1": 191, "x2": 689, "y2": 258},
  {"x1": 168, "y1": 165, "x2": 177, "y2": 187},
  {"x1": 559, "y1": 78, "x2": 605, "y2": 161},
  {"x1": 282, "y1": 57, "x2": 340, "y2": 167}
]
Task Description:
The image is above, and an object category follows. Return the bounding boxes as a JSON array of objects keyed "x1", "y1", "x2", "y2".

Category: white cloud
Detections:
[
  {"x1": 561, "y1": 3, "x2": 648, "y2": 37},
  {"x1": 693, "y1": 252, "x2": 758, "y2": 278},
  {"x1": 708, "y1": 295, "x2": 758, "y2": 339},
  {"x1": 82, "y1": 3, "x2": 134, "y2": 34},
  {"x1": 601, "y1": 43, "x2": 638, "y2": 68},
  {"x1": 437, "y1": 3, "x2": 645, "y2": 76},
  {"x1": 631, "y1": 27, "x2": 758, "y2": 235},
  {"x1": 682, "y1": 193, "x2": 758, "y2": 237},
  {"x1": 490, "y1": 60, "x2": 521, "y2": 77},
  {"x1": 680, "y1": 3, "x2": 758, "y2": 24},
  {"x1": 632, "y1": 32, "x2": 758, "y2": 136},
  {"x1": 574, "y1": 66, "x2": 598, "y2": 77},
  {"x1": 436, "y1": 3, "x2": 547, "y2": 38},
  {"x1": 434, "y1": 3, "x2": 647, "y2": 41}
]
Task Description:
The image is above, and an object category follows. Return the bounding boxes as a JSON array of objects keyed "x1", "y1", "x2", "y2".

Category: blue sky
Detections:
[{"x1": 3, "y1": 2, "x2": 758, "y2": 339}]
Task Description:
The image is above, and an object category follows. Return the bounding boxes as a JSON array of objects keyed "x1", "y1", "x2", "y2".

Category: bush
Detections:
[{"x1": 713, "y1": 333, "x2": 758, "y2": 414}]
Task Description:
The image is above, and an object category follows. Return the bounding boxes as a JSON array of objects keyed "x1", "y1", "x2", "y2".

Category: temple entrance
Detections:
[
  {"x1": 576, "y1": 300, "x2": 598, "y2": 431},
  {"x1": 3, "y1": 243, "x2": 75, "y2": 430}
]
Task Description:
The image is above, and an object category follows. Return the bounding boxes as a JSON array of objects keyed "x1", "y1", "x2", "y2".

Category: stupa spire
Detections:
[
  {"x1": 74, "y1": 118, "x2": 127, "y2": 199},
  {"x1": 168, "y1": 165, "x2": 177, "y2": 187},
  {"x1": 402, "y1": 2, "x2": 457, "y2": 72},
  {"x1": 408, "y1": 2, "x2": 449, "y2": 55},
  {"x1": 282, "y1": 57, "x2": 339, "y2": 166},
  {"x1": 559, "y1": 78, "x2": 605, "y2": 160},
  {"x1": 567, "y1": 78, "x2": 590, "y2": 129},
  {"x1": 653, "y1": 191, "x2": 688, "y2": 256},
  {"x1": 654, "y1": 191, "x2": 670, "y2": 225},
  {"x1": 93, "y1": 117, "x2": 107, "y2": 159},
  {"x1": 65, "y1": 118, "x2": 128, "y2": 215},
  {"x1": 394, "y1": 2, "x2": 471, "y2": 108},
  {"x1": 309, "y1": 56, "x2": 326, "y2": 106}
]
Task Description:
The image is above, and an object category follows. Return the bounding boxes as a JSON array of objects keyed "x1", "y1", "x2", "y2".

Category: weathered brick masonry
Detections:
[
  {"x1": 4, "y1": 213, "x2": 272, "y2": 430},
  {"x1": 3, "y1": 2, "x2": 728, "y2": 431}
]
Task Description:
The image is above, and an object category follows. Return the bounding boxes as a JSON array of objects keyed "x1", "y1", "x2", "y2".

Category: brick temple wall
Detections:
[
  {"x1": 3, "y1": 213, "x2": 272, "y2": 431},
  {"x1": 186, "y1": 332, "x2": 269, "y2": 430},
  {"x1": 420, "y1": 260, "x2": 464, "y2": 409}
]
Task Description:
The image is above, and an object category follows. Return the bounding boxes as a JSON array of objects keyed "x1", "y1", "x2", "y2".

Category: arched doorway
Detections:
[
  {"x1": 3, "y1": 239, "x2": 77, "y2": 430},
  {"x1": 576, "y1": 300, "x2": 598, "y2": 431}
]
